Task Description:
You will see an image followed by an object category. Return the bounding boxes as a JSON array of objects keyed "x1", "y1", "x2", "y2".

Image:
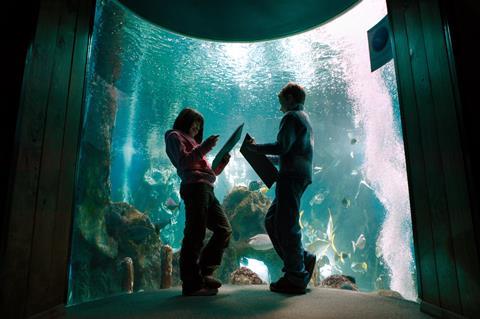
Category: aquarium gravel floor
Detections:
[{"x1": 66, "y1": 285, "x2": 432, "y2": 319}]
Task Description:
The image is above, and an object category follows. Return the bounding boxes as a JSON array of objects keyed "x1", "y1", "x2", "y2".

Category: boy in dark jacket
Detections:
[{"x1": 246, "y1": 82, "x2": 315, "y2": 294}]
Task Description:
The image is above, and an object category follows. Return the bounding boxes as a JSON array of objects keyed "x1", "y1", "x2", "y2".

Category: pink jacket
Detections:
[{"x1": 164, "y1": 129, "x2": 227, "y2": 186}]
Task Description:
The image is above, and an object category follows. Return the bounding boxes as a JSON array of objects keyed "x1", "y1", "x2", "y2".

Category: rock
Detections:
[
  {"x1": 76, "y1": 205, "x2": 118, "y2": 259},
  {"x1": 320, "y1": 274, "x2": 359, "y2": 291},
  {"x1": 107, "y1": 202, "x2": 157, "y2": 244},
  {"x1": 171, "y1": 250, "x2": 182, "y2": 287},
  {"x1": 213, "y1": 186, "x2": 283, "y2": 283},
  {"x1": 375, "y1": 289, "x2": 404, "y2": 299},
  {"x1": 222, "y1": 186, "x2": 271, "y2": 241},
  {"x1": 71, "y1": 201, "x2": 163, "y2": 303},
  {"x1": 230, "y1": 267, "x2": 265, "y2": 285},
  {"x1": 160, "y1": 245, "x2": 173, "y2": 288},
  {"x1": 117, "y1": 257, "x2": 134, "y2": 293},
  {"x1": 222, "y1": 186, "x2": 251, "y2": 219}
]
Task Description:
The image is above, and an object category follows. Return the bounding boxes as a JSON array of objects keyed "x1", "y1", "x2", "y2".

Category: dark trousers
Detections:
[
  {"x1": 179, "y1": 182, "x2": 232, "y2": 291},
  {"x1": 265, "y1": 175, "x2": 313, "y2": 287}
]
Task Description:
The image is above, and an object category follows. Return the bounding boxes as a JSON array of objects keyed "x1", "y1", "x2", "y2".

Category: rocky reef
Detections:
[
  {"x1": 319, "y1": 274, "x2": 359, "y2": 291},
  {"x1": 374, "y1": 289, "x2": 404, "y2": 299},
  {"x1": 70, "y1": 200, "x2": 165, "y2": 303},
  {"x1": 230, "y1": 267, "x2": 265, "y2": 285},
  {"x1": 214, "y1": 186, "x2": 284, "y2": 283},
  {"x1": 223, "y1": 186, "x2": 270, "y2": 241},
  {"x1": 69, "y1": 45, "x2": 169, "y2": 303}
]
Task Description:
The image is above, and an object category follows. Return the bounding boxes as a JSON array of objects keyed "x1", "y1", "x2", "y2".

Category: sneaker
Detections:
[
  {"x1": 270, "y1": 277, "x2": 306, "y2": 294},
  {"x1": 305, "y1": 254, "x2": 317, "y2": 284},
  {"x1": 182, "y1": 286, "x2": 218, "y2": 296},
  {"x1": 203, "y1": 275, "x2": 222, "y2": 289}
]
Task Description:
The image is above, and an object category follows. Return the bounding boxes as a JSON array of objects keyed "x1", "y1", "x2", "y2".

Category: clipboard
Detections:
[
  {"x1": 211, "y1": 123, "x2": 244, "y2": 171},
  {"x1": 240, "y1": 133, "x2": 279, "y2": 188}
]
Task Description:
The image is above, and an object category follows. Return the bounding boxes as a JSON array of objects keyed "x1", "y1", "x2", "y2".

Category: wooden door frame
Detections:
[{"x1": 2, "y1": 0, "x2": 479, "y2": 318}]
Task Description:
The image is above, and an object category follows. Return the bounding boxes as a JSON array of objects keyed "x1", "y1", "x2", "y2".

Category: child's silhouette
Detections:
[
  {"x1": 165, "y1": 108, "x2": 232, "y2": 296},
  {"x1": 246, "y1": 82, "x2": 315, "y2": 294}
]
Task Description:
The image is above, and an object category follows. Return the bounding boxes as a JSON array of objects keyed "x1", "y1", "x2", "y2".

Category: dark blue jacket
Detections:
[{"x1": 249, "y1": 105, "x2": 314, "y2": 182}]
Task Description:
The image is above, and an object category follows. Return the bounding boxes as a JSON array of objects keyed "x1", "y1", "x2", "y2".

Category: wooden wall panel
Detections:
[
  {"x1": 2, "y1": 1, "x2": 40, "y2": 267},
  {"x1": 440, "y1": 0, "x2": 480, "y2": 266},
  {"x1": 49, "y1": 0, "x2": 94, "y2": 310},
  {"x1": 26, "y1": 0, "x2": 78, "y2": 315},
  {"x1": 388, "y1": 0, "x2": 480, "y2": 317},
  {"x1": 0, "y1": 0, "x2": 95, "y2": 318},
  {"x1": 404, "y1": 0, "x2": 462, "y2": 313},
  {"x1": 388, "y1": 0, "x2": 439, "y2": 306},
  {"x1": 1, "y1": 1, "x2": 62, "y2": 317},
  {"x1": 418, "y1": 1, "x2": 480, "y2": 317}
]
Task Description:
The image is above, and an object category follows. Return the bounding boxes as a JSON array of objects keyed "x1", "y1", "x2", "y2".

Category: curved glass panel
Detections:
[{"x1": 68, "y1": 0, "x2": 417, "y2": 305}]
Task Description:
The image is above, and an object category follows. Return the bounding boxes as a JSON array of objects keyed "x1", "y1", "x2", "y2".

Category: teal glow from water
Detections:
[{"x1": 71, "y1": 0, "x2": 417, "y2": 303}]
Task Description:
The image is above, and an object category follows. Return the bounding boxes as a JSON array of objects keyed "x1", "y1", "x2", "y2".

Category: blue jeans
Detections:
[{"x1": 265, "y1": 175, "x2": 313, "y2": 287}]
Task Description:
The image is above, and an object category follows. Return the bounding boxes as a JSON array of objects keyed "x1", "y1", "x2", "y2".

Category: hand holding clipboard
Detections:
[
  {"x1": 240, "y1": 133, "x2": 279, "y2": 188},
  {"x1": 211, "y1": 124, "x2": 244, "y2": 171}
]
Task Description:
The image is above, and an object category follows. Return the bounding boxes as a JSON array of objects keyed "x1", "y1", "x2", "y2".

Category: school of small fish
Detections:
[{"x1": 165, "y1": 197, "x2": 180, "y2": 212}]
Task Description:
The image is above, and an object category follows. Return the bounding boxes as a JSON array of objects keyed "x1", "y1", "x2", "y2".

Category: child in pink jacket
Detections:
[{"x1": 165, "y1": 108, "x2": 232, "y2": 296}]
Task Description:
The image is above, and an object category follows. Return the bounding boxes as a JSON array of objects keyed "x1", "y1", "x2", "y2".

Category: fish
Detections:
[
  {"x1": 326, "y1": 209, "x2": 334, "y2": 242},
  {"x1": 351, "y1": 262, "x2": 368, "y2": 273},
  {"x1": 375, "y1": 245, "x2": 382, "y2": 258},
  {"x1": 341, "y1": 197, "x2": 351, "y2": 208},
  {"x1": 305, "y1": 209, "x2": 347, "y2": 266},
  {"x1": 313, "y1": 166, "x2": 323, "y2": 174},
  {"x1": 248, "y1": 234, "x2": 273, "y2": 251},
  {"x1": 248, "y1": 180, "x2": 268, "y2": 194},
  {"x1": 347, "y1": 132, "x2": 358, "y2": 145},
  {"x1": 354, "y1": 180, "x2": 375, "y2": 200},
  {"x1": 259, "y1": 186, "x2": 269, "y2": 194},
  {"x1": 351, "y1": 234, "x2": 366, "y2": 253},
  {"x1": 248, "y1": 180, "x2": 262, "y2": 191},
  {"x1": 299, "y1": 210, "x2": 305, "y2": 229},
  {"x1": 307, "y1": 238, "x2": 330, "y2": 256},
  {"x1": 307, "y1": 210, "x2": 334, "y2": 256},
  {"x1": 318, "y1": 255, "x2": 330, "y2": 267},
  {"x1": 360, "y1": 180, "x2": 374, "y2": 191},
  {"x1": 375, "y1": 275, "x2": 385, "y2": 289},
  {"x1": 309, "y1": 193, "x2": 325, "y2": 206},
  {"x1": 165, "y1": 197, "x2": 180, "y2": 212},
  {"x1": 334, "y1": 251, "x2": 350, "y2": 264}
]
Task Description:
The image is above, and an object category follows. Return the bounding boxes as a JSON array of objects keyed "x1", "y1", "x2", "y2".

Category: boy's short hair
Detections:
[{"x1": 279, "y1": 82, "x2": 306, "y2": 104}]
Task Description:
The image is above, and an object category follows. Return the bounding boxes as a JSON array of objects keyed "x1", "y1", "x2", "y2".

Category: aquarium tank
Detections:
[{"x1": 68, "y1": 0, "x2": 418, "y2": 305}]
